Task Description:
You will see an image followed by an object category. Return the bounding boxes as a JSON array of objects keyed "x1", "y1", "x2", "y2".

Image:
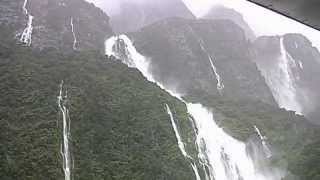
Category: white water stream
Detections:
[
  {"x1": 188, "y1": 26, "x2": 224, "y2": 93},
  {"x1": 20, "y1": 0, "x2": 34, "y2": 46},
  {"x1": 105, "y1": 34, "x2": 277, "y2": 180},
  {"x1": 199, "y1": 42, "x2": 225, "y2": 93},
  {"x1": 70, "y1": 17, "x2": 77, "y2": 50},
  {"x1": 254, "y1": 125, "x2": 272, "y2": 158},
  {"x1": 57, "y1": 81, "x2": 72, "y2": 180},
  {"x1": 166, "y1": 104, "x2": 201, "y2": 180},
  {"x1": 257, "y1": 37, "x2": 302, "y2": 115}
]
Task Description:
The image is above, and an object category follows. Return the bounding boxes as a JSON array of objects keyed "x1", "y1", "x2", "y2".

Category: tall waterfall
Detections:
[
  {"x1": 257, "y1": 37, "x2": 302, "y2": 115},
  {"x1": 20, "y1": 0, "x2": 34, "y2": 46},
  {"x1": 166, "y1": 104, "x2": 201, "y2": 180},
  {"x1": 188, "y1": 26, "x2": 224, "y2": 93},
  {"x1": 254, "y1": 126, "x2": 272, "y2": 158},
  {"x1": 70, "y1": 17, "x2": 78, "y2": 50},
  {"x1": 105, "y1": 34, "x2": 277, "y2": 180},
  {"x1": 57, "y1": 81, "x2": 72, "y2": 180},
  {"x1": 199, "y1": 42, "x2": 225, "y2": 93}
]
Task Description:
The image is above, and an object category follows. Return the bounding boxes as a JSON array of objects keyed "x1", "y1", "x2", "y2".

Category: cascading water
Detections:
[
  {"x1": 199, "y1": 42, "x2": 225, "y2": 93},
  {"x1": 188, "y1": 26, "x2": 224, "y2": 93},
  {"x1": 70, "y1": 17, "x2": 78, "y2": 50},
  {"x1": 57, "y1": 81, "x2": 72, "y2": 180},
  {"x1": 106, "y1": 35, "x2": 201, "y2": 179},
  {"x1": 165, "y1": 104, "x2": 190, "y2": 158},
  {"x1": 257, "y1": 37, "x2": 302, "y2": 115},
  {"x1": 20, "y1": 0, "x2": 34, "y2": 46},
  {"x1": 188, "y1": 104, "x2": 272, "y2": 180},
  {"x1": 254, "y1": 126, "x2": 272, "y2": 158},
  {"x1": 105, "y1": 34, "x2": 277, "y2": 180},
  {"x1": 165, "y1": 104, "x2": 201, "y2": 180}
]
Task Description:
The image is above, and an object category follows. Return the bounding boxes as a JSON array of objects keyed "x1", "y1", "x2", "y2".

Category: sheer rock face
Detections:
[
  {"x1": 203, "y1": 5, "x2": 256, "y2": 41},
  {"x1": 130, "y1": 18, "x2": 276, "y2": 106},
  {"x1": 1, "y1": 0, "x2": 113, "y2": 51},
  {"x1": 109, "y1": 0, "x2": 195, "y2": 33},
  {"x1": 252, "y1": 34, "x2": 320, "y2": 124}
]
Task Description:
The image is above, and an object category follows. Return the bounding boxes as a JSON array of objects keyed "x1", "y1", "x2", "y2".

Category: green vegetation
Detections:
[
  {"x1": 186, "y1": 90, "x2": 320, "y2": 179},
  {"x1": 1, "y1": 24, "x2": 320, "y2": 180},
  {"x1": 0, "y1": 30, "x2": 196, "y2": 179}
]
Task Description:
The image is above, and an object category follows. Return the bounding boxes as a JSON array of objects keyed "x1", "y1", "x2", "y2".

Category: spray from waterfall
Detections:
[
  {"x1": 20, "y1": 0, "x2": 34, "y2": 46},
  {"x1": 105, "y1": 34, "x2": 279, "y2": 180},
  {"x1": 57, "y1": 81, "x2": 72, "y2": 180},
  {"x1": 257, "y1": 37, "x2": 302, "y2": 115},
  {"x1": 106, "y1": 35, "x2": 202, "y2": 179},
  {"x1": 70, "y1": 17, "x2": 78, "y2": 50}
]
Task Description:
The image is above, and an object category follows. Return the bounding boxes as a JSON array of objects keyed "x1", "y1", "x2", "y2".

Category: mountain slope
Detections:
[
  {"x1": 126, "y1": 17, "x2": 320, "y2": 179},
  {"x1": 130, "y1": 18, "x2": 275, "y2": 105},
  {"x1": 1, "y1": 0, "x2": 320, "y2": 179},
  {"x1": 109, "y1": 0, "x2": 195, "y2": 33},
  {"x1": 1, "y1": 0, "x2": 113, "y2": 51},
  {"x1": 0, "y1": 40, "x2": 197, "y2": 179},
  {"x1": 203, "y1": 5, "x2": 256, "y2": 41},
  {"x1": 252, "y1": 33, "x2": 320, "y2": 124}
]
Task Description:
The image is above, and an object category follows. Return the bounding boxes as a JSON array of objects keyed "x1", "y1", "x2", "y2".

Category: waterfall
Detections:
[
  {"x1": 298, "y1": 61, "x2": 303, "y2": 69},
  {"x1": 166, "y1": 104, "x2": 201, "y2": 180},
  {"x1": 188, "y1": 104, "x2": 273, "y2": 180},
  {"x1": 20, "y1": 0, "x2": 34, "y2": 46},
  {"x1": 70, "y1": 17, "x2": 78, "y2": 50},
  {"x1": 199, "y1": 42, "x2": 225, "y2": 93},
  {"x1": 188, "y1": 26, "x2": 224, "y2": 93},
  {"x1": 254, "y1": 126, "x2": 272, "y2": 158},
  {"x1": 257, "y1": 37, "x2": 302, "y2": 115},
  {"x1": 165, "y1": 104, "x2": 189, "y2": 157},
  {"x1": 57, "y1": 81, "x2": 72, "y2": 180},
  {"x1": 105, "y1": 34, "x2": 277, "y2": 180}
]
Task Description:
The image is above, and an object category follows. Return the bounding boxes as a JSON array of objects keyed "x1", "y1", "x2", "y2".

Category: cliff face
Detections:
[
  {"x1": 252, "y1": 33, "x2": 320, "y2": 124},
  {"x1": 130, "y1": 18, "x2": 276, "y2": 106},
  {"x1": 0, "y1": 0, "x2": 113, "y2": 51}
]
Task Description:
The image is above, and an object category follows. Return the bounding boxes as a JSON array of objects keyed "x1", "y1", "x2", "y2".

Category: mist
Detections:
[
  {"x1": 87, "y1": 0, "x2": 320, "y2": 49},
  {"x1": 183, "y1": 0, "x2": 320, "y2": 49},
  {"x1": 85, "y1": 0, "x2": 175, "y2": 15}
]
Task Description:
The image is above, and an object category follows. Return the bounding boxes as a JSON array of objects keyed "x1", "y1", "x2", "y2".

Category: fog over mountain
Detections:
[
  {"x1": 86, "y1": 0, "x2": 195, "y2": 33},
  {"x1": 1, "y1": 0, "x2": 320, "y2": 180}
]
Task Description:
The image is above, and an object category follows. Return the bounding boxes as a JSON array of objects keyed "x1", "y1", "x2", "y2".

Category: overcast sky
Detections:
[
  {"x1": 87, "y1": 0, "x2": 320, "y2": 49},
  {"x1": 182, "y1": 0, "x2": 320, "y2": 48}
]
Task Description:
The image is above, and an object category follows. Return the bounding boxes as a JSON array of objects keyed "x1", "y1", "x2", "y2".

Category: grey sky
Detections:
[{"x1": 86, "y1": 0, "x2": 320, "y2": 49}]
